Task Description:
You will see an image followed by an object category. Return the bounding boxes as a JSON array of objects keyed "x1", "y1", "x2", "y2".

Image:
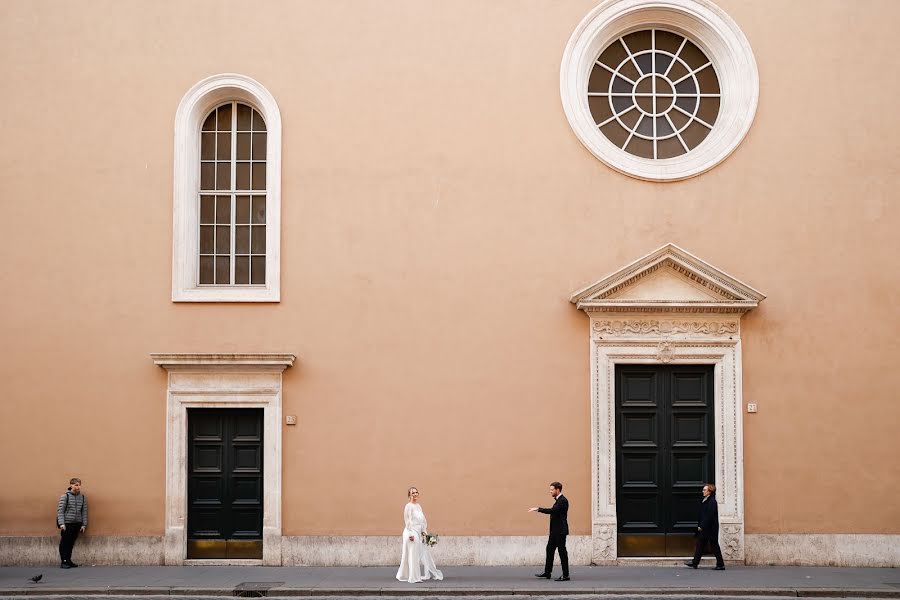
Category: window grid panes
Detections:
[
  {"x1": 199, "y1": 102, "x2": 267, "y2": 285},
  {"x1": 587, "y1": 29, "x2": 721, "y2": 159}
]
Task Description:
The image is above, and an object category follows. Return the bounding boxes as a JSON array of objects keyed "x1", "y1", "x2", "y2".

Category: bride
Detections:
[{"x1": 396, "y1": 486, "x2": 443, "y2": 583}]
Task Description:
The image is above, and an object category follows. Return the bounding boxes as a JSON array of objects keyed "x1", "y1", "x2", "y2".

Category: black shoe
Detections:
[
  {"x1": 714, "y1": 565, "x2": 725, "y2": 570},
  {"x1": 534, "y1": 573, "x2": 551, "y2": 579},
  {"x1": 60, "y1": 562, "x2": 71, "y2": 569},
  {"x1": 683, "y1": 561, "x2": 698, "y2": 569},
  {"x1": 555, "y1": 576, "x2": 570, "y2": 581},
  {"x1": 67, "y1": 561, "x2": 79, "y2": 568}
]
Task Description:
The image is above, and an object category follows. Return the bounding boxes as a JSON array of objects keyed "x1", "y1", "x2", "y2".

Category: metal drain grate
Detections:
[{"x1": 232, "y1": 581, "x2": 284, "y2": 598}]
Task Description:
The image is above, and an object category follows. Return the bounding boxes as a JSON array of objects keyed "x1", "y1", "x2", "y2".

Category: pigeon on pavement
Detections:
[{"x1": 29, "y1": 574, "x2": 43, "y2": 583}]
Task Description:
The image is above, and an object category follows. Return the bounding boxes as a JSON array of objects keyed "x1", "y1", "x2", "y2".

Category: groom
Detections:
[{"x1": 529, "y1": 481, "x2": 569, "y2": 581}]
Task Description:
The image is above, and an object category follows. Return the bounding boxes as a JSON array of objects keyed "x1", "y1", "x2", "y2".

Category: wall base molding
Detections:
[
  {"x1": 2, "y1": 534, "x2": 896, "y2": 567},
  {"x1": 0, "y1": 536, "x2": 163, "y2": 566},
  {"x1": 745, "y1": 534, "x2": 900, "y2": 567}
]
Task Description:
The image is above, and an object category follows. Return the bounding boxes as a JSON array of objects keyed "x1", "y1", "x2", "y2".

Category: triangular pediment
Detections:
[{"x1": 570, "y1": 244, "x2": 765, "y2": 313}]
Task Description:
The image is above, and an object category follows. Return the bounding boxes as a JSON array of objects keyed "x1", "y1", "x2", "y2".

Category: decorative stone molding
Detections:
[
  {"x1": 172, "y1": 74, "x2": 282, "y2": 302},
  {"x1": 151, "y1": 353, "x2": 295, "y2": 565},
  {"x1": 571, "y1": 244, "x2": 763, "y2": 563},
  {"x1": 560, "y1": 0, "x2": 759, "y2": 181},
  {"x1": 721, "y1": 523, "x2": 743, "y2": 560}
]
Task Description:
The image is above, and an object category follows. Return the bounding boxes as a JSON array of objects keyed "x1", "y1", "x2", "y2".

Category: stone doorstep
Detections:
[{"x1": 1, "y1": 588, "x2": 899, "y2": 598}]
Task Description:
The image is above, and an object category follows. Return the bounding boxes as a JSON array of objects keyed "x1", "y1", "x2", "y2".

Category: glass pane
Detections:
[
  {"x1": 215, "y1": 225, "x2": 230, "y2": 254},
  {"x1": 611, "y1": 94, "x2": 633, "y2": 114},
  {"x1": 622, "y1": 30, "x2": 652, "y2": 53},
  {"x1": 217, "y1": 104, "x2": 232, "y2": 131},
  {"x1": 235, "y1": 195, "x2": 251, "y2": 224},
  {"x1": 681, "y1": 120, "x2": 710, "y2": 149},
  {"x1": 252, "y1": 197, "x2": 266, "y2": 224},
  {"x1": 654, "y1": 52, "x2": 673, "y2": 75},
  {"x1": 695, "y1": 64, "x2": 720, "y2": 95},
  {"x1": 675, "y1": 94, "x2": 698, "y2": 115},
  {"x1": 237, "y1": 104, "x2": 252, "y2": 130},
  {"x1": 215, "y1": 256, "x2": 230, "y2": 284},
  {"x1": 655, "y1": 30, "x2": 683, "y2": 55},
  {"x1": 236, "y1": 162, "x2": 251, "y2": 190},
  {"x1": 215, "y1": 196, "x2": 231, "y2": 224},
  {"x1": 200, "y1": 256, "x2": 214, "y2": 284},
  {"x1": 625, "y1": 135, "x2": 654, "y2": 159},
  {"x1": 675, "y1": 78, "x2": 697, "y2": 96},
  {"x1": 200, "y1": 225, "x2": 214, "y2": 254},
  {"x1": 668, "y1": 59, "x2": 689, "y2": 82},
  {"x1": 201, "y1": 132, "x2": 216, "y2": 160},
  {"x1": 235, "y1": 256, "x2": 250, "y2": 284},
  {"x1": 619, "y1": 60, "x2": 640, "y2": 82},
  {"x1": 636, "y1": 77, "x2": 652, "y2": 95},
  {"x1": 251, "y1": 163, "x2": 266, "y2": 191},
  {"x1": 588, "y1": 96, "x2": 613, "y2": 125},
  {"x1": 216, "y1": 133, "x2": 231, "y2": 160},
  {"x1": 600, "y1": 121, "x2": 629, "y2": 147},
  {"x1": 200, "y1": 196, "x2": 215, "y2": 223},
  {"x1": 251, "y1": 256, "x2": 265, "y2": 284},
  {"x1": 598, "y1": 39, "x2": 628, "y2": 70},
  {"x1": 668, "y1": 108, "x2": 690, "y2": 131},
  {"x1": 619, "y1": 107, "x2": 640, "y2": 129},
  {"x1": 656, "y1": 116, "x2": 674, "y2": 137},
  {"x1": 635, "y1": 52, "x2": 652, "y2": 76},
  {"x1": 252, "y1": 109, "x2": 266, "y2": 132},
  {"x1": 697, "y1": 96, "x2": 720, "y2": 126},
  {"x1": 200, "y1": 163, "x2": 214, "y2": 190},
  {"x1": 236, "y1": 226, "x2": 250, "y2": 254},
  {"x1": 657, "y1": 135, "x2": 685, "y2": 159},
  {"x1": 236, "y1": 133, "x2": 251, "y2": 160},
  {"x1": 216, "y1": 162, "x2": 231, "y2": 190},
  {"x1": 636, "y1": 114, "x2": 653, "y2": 137},
  {"x1": 252, "y1": 133, "x2": 266, "y2": 160},
  {"x1": 588, "y1": 64, "x2": 612, "y2": 94},
  {"x1": 636, "y1": 92, "x2": 653, "y2": 114},
  {"x1": 612, "y1": 76, "x2": 631, "y2": 94},
  {"x1": 680, "y1": 40, "x2": 708, "y2": 71},
  {"x1": 251, "y1": 225, "x2": 266, "y2": 254},
  {"x1": 202, "y1": 111, "x2": 216, "y2": 132}
]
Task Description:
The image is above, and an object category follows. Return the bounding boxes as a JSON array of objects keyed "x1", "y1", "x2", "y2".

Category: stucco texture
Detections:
[{"x1": 0, "y1": 0, "x2": 898, "y2": 538}]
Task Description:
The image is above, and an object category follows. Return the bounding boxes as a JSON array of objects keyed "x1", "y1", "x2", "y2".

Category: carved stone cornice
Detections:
[
  {"x1": 151, "y1": 353, "x2": 296, "y2": 371},
  {"x1": 570, "y1": 244, "x2": 765, "y2": 314},
  {"x1": 592, "y1": 319, "x2": 739, "y2": 338}
]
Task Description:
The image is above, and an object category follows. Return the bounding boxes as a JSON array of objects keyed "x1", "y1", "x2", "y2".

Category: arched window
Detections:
[{"x1": 173, "y1": 74, "x2": 281, "y2": 302}]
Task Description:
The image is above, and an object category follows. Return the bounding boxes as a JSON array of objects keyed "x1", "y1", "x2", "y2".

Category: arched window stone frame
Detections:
[
  {"x1": 560, "y1": 0, "x2": 759, "y2": 181},
  {"x1": 173, "y1": 74, "x2": 282, "y2": 301}
]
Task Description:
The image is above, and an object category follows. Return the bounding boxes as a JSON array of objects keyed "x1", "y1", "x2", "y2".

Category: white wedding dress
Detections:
[{"x1": 396, "y1": 502, "x2": 443, "y2": 583}]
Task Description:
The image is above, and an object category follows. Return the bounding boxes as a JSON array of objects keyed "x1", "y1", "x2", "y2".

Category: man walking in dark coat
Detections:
[
  {"x1": 529, "y1": 481, "x2": 570, "y2": 581},
  {"x1": 57, "y1": 478, "x2": 88, "y2": 569},
  {"x1": 684, "y1": 482, "x2": 725, "y2": 570}
]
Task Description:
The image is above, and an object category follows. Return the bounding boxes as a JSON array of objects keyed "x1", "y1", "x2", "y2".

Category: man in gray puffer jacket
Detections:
[{"x1": 56, "y1": 477, "x2": 88, "y2": 568}]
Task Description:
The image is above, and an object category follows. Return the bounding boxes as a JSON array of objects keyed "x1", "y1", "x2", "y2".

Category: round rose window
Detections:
[{"x1": 588, "y1": 29, "x2": 720, "y2": 159}]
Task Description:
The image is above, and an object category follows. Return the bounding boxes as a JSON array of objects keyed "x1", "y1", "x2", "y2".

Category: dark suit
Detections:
[
  {"x1": 691, "y1": 494, "x2": 724, "y2": 567},
  {"x1": 537, "y1": 494, "x2": 569, "y2": 577}
]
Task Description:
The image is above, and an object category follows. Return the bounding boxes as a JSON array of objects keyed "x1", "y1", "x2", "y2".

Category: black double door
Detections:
[
  {"x1": 615, "y1": 365, "x2": 715, "y2": 557},
  {"x1": 187, "y1": 408, "x2": 264, "y2": 559}
]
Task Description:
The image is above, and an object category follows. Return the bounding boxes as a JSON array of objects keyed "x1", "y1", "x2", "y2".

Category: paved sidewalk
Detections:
[{"x1": 0, "y1": 565, "x2": 898, "y2": 598}]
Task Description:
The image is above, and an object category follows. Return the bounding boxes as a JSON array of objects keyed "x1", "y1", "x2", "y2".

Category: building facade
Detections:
[{"x1": 1, "y1": 0, "x2": 898, "y2": 567}]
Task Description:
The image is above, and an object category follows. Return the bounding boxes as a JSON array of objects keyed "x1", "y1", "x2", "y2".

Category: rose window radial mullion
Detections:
[{"x1": 588, "y1": 28, "x2": 721, "y2": 160}]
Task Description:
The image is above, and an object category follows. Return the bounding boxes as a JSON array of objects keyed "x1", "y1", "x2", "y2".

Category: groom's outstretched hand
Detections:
[{"x1": 528, "y1": 507, "x2": 538, "y2": 512}]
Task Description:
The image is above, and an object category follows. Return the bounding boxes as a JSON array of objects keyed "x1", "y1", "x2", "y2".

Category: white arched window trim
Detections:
[{"x1": 172, "y1": 74, "x2": 282, "y2": 302}]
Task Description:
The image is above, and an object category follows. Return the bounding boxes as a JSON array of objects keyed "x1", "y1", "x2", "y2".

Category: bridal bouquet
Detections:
[{"x1": 422, "y1": 532, "x2": 439, "y2": 547}]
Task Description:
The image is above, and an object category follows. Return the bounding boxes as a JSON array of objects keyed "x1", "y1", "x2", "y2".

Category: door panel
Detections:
[
  {"x1": 616, "y1": 365, "x2": 714, "y2": 557},
  {"x1": 187, "y1": 408, "x2": 263, "y2": 559}
]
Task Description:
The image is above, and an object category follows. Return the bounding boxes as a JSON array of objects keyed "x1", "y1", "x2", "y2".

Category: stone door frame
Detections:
[
  {"x1": 151, "y1": 353, "x2": 295, "y2": 566},
  {"x1": 570, "y1": 244, "x2": 765, "y2": 563}
]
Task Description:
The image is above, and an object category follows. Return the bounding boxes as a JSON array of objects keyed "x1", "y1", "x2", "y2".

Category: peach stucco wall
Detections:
[{"x1": 1, "y1": 0, "x2": 898, "y2": 538}]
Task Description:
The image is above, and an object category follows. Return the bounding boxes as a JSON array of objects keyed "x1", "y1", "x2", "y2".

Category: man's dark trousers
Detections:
[
  {"x1": 691, "y1": 535, "x2": 724, "y2": 567},
  {"x1": 545, "y1": 533, "x2": 569, "y2": 578},
  {"x1": 59, "y1": 522, "x2": 82, "y2": 563}
]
